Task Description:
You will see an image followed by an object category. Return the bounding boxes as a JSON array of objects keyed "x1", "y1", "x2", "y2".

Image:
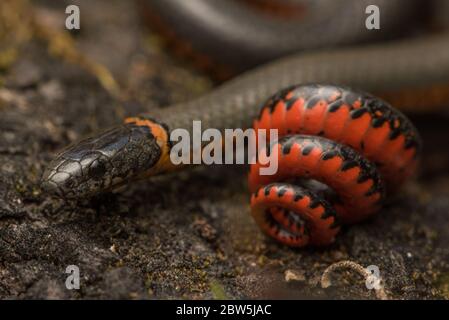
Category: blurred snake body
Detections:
[{"x1": 42, "y1": 0, "x2": 449, "y2": 247}]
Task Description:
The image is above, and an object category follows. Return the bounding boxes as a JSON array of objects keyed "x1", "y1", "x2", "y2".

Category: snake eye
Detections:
[{"x1": 88, "y1": 159, "x2": 107, "y2": 180}]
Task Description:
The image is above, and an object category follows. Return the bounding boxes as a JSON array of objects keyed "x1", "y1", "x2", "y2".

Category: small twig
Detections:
[{"x1": 320, "y1": 260, "x2": 388, "y2": 300}]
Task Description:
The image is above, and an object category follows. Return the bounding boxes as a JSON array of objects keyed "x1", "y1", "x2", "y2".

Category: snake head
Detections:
[{"x1": 41, "y1": 120, "x2": 167, "y2": 199}]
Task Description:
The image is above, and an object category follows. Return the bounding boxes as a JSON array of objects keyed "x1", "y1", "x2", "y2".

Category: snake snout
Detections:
[
  {"x1": 41, "y1": 151, "x2": 112, "y2": 199},
  {"x1": 41, "y1": 172, "x2": 65, "y2": 198}
]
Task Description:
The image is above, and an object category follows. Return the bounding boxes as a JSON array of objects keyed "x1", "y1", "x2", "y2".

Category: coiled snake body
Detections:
[{"x1": 42, "y1": 0, "x2": 449, "y2": 247}]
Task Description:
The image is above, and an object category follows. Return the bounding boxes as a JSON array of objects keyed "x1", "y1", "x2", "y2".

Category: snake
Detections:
[{"x1": 41, "y1": 0, "x2": 449, "y2": 247}]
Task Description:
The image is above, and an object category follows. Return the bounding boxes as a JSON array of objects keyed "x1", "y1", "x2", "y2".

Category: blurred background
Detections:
[{"x1": 0, "y1": 0, "x2": 448, "y2": 299}]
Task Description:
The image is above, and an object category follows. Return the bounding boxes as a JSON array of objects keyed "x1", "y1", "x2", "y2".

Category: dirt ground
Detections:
[{"x1": 0, "y1": 0, "x2": 448, "y2": 299}]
